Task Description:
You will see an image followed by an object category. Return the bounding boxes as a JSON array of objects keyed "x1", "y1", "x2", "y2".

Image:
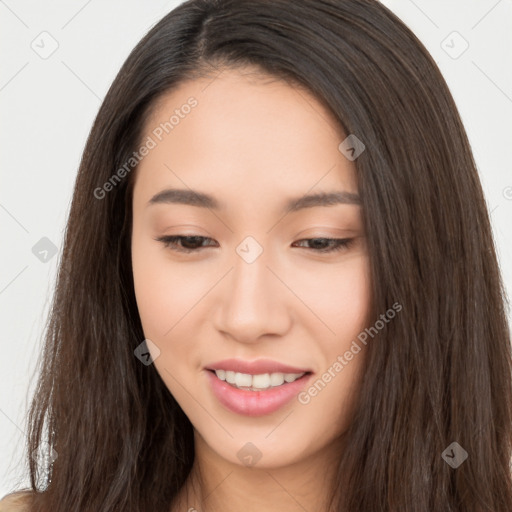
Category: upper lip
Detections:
[{"x1": 205, "y1": 358, "x2": 312, "y2": 375}]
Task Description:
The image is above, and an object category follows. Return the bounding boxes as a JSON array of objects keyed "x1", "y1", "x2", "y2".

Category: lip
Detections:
[
  {"x1": 205, "y1": 358, "x2": 312, "y2": 375},
  {"x1": 205, "y1": 366, "x2": 314, "y2": 417}
]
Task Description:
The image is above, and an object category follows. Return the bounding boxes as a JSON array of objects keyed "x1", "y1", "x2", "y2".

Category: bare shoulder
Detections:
[{"x1": 0, "y1": 491, "x2": 33, "y2": 512}]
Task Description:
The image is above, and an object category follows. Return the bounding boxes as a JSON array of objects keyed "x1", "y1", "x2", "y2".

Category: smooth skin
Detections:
[
  {"x1": 0, "y1": 492, "x2": 31, "y2": 511},
  {"x1": 131, "y1": 66, "x2": 371, "y2": 512}
]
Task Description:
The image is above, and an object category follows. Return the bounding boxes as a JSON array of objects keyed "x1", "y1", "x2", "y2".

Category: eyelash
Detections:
[{"x1": 154, "y1": 235, "x2": 354, "y2": 254}]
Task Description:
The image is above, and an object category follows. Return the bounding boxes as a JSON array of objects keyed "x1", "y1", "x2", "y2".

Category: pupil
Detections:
[
  {"x1": 183, "y1": 236, "x2": 201, "y2": 248},
  {"x1": 311, "y1": 238, "x2": 326, "y2": 249}
]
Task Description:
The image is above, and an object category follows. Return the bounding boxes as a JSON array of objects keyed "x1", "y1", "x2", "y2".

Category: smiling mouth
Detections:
[{"x1": 208, "y1": 369, "x2": 312, "y2": 391}]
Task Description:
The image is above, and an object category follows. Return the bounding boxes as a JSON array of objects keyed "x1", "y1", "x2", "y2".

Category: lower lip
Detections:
[{"x1": 205, "y1": 370, "x2": 313, "y2": 417}]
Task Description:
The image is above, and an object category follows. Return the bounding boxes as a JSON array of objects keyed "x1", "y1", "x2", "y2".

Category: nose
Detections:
[{"x1": 212, "y1": 248, "x2": 292, "y2": 344}]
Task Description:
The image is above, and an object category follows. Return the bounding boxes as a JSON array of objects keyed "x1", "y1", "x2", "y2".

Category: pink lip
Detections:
[
  {"x1": 205, "y1": 368, "x2": 314, "y2": 417},
  {"x1": 205, "y1": 358, "x2": 311, "y2": 374}
]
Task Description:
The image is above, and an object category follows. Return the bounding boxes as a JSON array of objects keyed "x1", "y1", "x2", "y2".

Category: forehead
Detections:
[{"x1": 133, "y1": 67, "x2": 358, "y2": 205}]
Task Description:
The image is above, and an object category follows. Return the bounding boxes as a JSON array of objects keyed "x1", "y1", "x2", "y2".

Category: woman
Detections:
[{"x1": 2, "y1": 0, "x2": 511, "y2": 510}]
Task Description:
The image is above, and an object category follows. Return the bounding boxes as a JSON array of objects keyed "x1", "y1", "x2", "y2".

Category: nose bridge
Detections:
[
  {"x1": 214, "y1": 236, "x2": 289, "y2": 342},
  {"x1": 232, "y1": 239, "x2": 269, "y2": 299}
]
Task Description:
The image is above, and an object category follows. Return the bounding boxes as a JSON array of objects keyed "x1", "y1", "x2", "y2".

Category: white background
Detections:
[{"x1": 1, "y1": 0, "x2": 511, "y2": 497}]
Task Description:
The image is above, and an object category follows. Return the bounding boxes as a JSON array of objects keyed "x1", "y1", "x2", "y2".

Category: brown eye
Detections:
[
  {"x1": 292, "y1": 238, "x2": 353, "y2": 253},
  {"x1": 154, "y1": 235, "x2": 217, "y2": 253}
]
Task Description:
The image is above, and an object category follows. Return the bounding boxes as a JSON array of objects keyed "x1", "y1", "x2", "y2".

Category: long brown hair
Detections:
[{"x1": 10, "y1": 0, "x2": 512, "y2": 510}]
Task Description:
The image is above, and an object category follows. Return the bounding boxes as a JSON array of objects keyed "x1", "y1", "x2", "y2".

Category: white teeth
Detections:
[
  {"x1": 270, "y1": 372, "x2": 284, "y2": 386},
  {"x1": 235, "y1": 372, "x2": 252, "y2": 388},
  {"x1": 214, "y1": 370, "x2": 305, "y2": 390},
  {"x1": 252, "y1": 373, "x2": 271, "y2": 388}
]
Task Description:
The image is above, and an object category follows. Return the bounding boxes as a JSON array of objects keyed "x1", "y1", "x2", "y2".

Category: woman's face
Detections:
[{"x1": 131, "y1": 67, "x2": 371, "y2": 469}]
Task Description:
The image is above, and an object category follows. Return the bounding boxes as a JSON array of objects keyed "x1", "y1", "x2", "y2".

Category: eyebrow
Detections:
[{"x1": 147, "y1": 188, "x2": 361, "y2": 213}]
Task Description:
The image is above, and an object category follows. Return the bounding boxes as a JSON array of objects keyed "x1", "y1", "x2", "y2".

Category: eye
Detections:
[
  {"x1": 155, "y1": 235, "x2": 353, "y2": 254},
  {"x1": 154, "y1": 235, "x2": 218, "y2": 253},
  {"x1": 292, "y1": 237, "x2": 354, "y2": 253}
]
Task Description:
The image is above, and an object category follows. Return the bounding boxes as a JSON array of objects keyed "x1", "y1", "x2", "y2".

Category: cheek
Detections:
[
  {"x1": 131, "y1": 237, "x2": 226, "y2": 385},
  {"x1": 131, "y1": 237, "x2": 208, "y2": 339},
  {"x1": 296, "y1": 255, "x2": 371, "y2": 338},
  {"x1": 292, "y1": 258, "x2": 370, "y2": 425},
  {"x1": 132, "y1": 245, "x2": 172, "y2": 339},
  {"x1": 131, "y1": 249, "x2": 204, "y2": 397}
]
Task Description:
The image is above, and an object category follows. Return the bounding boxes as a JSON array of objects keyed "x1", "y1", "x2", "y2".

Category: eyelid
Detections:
[
  {"x1": 158, "y1": 224, "x2": 214, "y2": 237},
  {"x1": 295, "y1": 226, "x2": 359, "y2": 238}
]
